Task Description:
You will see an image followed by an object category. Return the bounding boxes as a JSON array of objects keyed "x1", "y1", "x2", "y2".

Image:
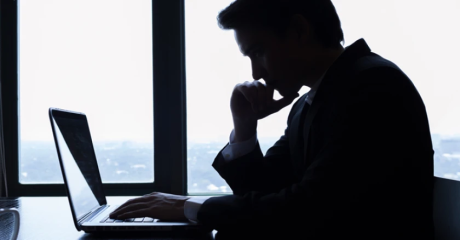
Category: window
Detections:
[
  {"x1": 1, "y1": 0, "x2": 185, "y2": 196},
  {"x1": 18, "y1": 0, "x2": 154, "y2": 184},
  {"x1": 3, "y1": 0, "x2": 459, "y2": 197}
]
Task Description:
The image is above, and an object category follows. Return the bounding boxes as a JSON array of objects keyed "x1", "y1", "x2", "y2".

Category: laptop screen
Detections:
[{"x1": 50, "y1": 109, "x2": 106, "y2": 221}]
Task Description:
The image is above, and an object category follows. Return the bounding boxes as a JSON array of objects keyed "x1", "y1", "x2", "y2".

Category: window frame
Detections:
[{"x1": 1, "y1": 0, "x2": 188, "y2": 196}]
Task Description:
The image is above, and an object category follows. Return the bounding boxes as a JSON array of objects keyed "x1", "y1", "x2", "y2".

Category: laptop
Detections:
[{"x1": 48, "y1": 108, "x2": 201, "y2": 233}]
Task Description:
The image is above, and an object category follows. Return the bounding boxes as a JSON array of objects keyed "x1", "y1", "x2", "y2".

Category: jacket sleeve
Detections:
[
  {"x1": 198, "y1": 68, "x2": 434, "y2": 233},
  {"x1": 211, "y1": 96, "x2": 306, "y2": 196}
]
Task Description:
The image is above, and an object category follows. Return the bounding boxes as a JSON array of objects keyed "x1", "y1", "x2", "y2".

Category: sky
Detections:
[
  {"x1": 19, "y1": 0, "x2": 154, "y2": 142},
  {"x1": 18, "y1": 0, "x2": 460, "y2": 147}
]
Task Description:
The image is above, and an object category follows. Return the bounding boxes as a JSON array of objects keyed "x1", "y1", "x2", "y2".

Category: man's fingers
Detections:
[
  {"x1": 113, "y1": 196, "x2": 149, "y2": 211},
  {"x1": 233, "y1": 81, "x2": 299, "y2": 119},
  {"x1": 117, "y1": 209, "x2": 150, "y2": 220},
  {"x1": 271, "y1": 93, "x2": 300, "y2": 112},
  {"x1": 110, "y1": 202, "x2": 150, "y2": 218}
]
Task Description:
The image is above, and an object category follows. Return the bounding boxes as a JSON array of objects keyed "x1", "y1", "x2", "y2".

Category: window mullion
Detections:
[{"x1": 152, "y1": 0, "x2": 187, "y2": 195}]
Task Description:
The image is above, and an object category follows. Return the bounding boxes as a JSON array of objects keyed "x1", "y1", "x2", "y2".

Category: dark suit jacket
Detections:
[{"x1": 198, "y1": 39, "x2": 434, "y2": 240}]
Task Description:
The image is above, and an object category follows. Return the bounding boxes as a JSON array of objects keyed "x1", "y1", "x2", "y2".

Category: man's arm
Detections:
[
  {"x1": 205, "y1": 81, "x2": 301, "y2": 196},
  {"x1": 214, "y1": 138, "x2": 292, "y2": 196},
  {"x1": 214, "y1": 93, "x2": 307, "y2": 196}
]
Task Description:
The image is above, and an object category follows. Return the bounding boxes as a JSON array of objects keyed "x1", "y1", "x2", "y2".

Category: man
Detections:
[{"x1": 111, "y1": 0, "x2": 434, "y2": 239}]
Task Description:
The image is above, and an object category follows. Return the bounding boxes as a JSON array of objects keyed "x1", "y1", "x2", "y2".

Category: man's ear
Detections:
[{"x1": 289, "y1": 14, "x2": 311, "y2": 44}]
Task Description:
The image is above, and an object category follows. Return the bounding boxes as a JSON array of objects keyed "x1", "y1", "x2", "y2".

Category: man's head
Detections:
[{"x1": 218, "y1": 0, "x2": 344, "y2": 97}]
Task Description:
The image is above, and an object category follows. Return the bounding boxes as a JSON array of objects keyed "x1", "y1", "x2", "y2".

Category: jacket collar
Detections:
[{"x1": 302, "y1": 38, "x2": 372, "y2": 161}]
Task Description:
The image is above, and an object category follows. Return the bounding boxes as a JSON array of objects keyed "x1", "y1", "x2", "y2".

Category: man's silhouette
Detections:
[{"x1": 111, "y1": 0, "x2": 434, "y2": 239}]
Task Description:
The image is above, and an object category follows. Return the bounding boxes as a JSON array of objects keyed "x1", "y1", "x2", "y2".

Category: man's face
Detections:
[{"x1": 235, "y1": 26, "x2": 310, "y2": 97}]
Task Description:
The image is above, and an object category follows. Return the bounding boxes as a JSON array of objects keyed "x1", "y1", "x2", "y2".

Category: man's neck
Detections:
[{"x1": 304, "y1": 46, "x2": 344, "y2": 88}]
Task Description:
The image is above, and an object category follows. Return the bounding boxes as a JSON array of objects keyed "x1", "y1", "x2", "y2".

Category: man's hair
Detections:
[{"x1": 217, "y1": 0, "x2": 344, "y2": 49}]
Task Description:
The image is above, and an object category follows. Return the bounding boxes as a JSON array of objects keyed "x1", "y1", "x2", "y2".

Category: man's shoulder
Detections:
[
  {"x1": 328, "y1": 51, "x2": 408, "y2": 91},
  {"x1": 352, "y1": 52, "x2": 402, "y2": 76},
  {"x1": 349, "y1": 53, "x2": 412, "y2": 88}
]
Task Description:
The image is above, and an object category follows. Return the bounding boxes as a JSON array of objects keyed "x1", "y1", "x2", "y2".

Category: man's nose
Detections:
[{"x1": 251, "y1": 60, "x2": 266, "y2": 81}]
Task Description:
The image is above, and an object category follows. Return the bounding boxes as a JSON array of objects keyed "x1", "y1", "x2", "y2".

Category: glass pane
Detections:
[
  {"x1": 19, "y1": 0, "x2": 153, "y2": 184},
  {"x1": 186, "y1": 0, "x2": 460, "y2": 194},
  {"x1": 185, "y1": 0, "x2": 308, "y2": 194}
]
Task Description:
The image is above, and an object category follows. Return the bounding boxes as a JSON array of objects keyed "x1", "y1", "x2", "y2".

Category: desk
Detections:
[{"x1": 0, "y1": 197, "x2": 214, "y2": 240}]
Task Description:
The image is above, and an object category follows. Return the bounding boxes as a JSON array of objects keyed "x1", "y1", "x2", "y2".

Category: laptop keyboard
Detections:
[{"x1": 100, "y1": 215, "x2": 156, "y2": 223}]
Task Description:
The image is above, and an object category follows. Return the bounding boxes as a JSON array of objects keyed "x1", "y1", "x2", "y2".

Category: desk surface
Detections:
[{"x1": 0, "y1": 197, "x2": 214, "y2": 240}]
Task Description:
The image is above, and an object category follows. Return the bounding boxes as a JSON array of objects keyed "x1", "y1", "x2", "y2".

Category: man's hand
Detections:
[
  {"x1": 109, "y1": 192, "x2": 190, "y2": 221},
  {"x1": 230, "y1": 81, "x2": 299, "y2": 142}
]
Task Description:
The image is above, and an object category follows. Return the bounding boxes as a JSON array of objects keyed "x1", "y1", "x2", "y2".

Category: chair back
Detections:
[
  {"x1": 434, "y1": 177, "x2": 460, "y2": 239},
  {"x1": 0, "y1": 79, "x2": 6, "y2": 197}
]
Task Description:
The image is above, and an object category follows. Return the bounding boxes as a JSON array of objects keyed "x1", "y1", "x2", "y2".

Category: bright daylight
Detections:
[{"x1": 18, "y1": 0, "x2": 460, "y2": 193}]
